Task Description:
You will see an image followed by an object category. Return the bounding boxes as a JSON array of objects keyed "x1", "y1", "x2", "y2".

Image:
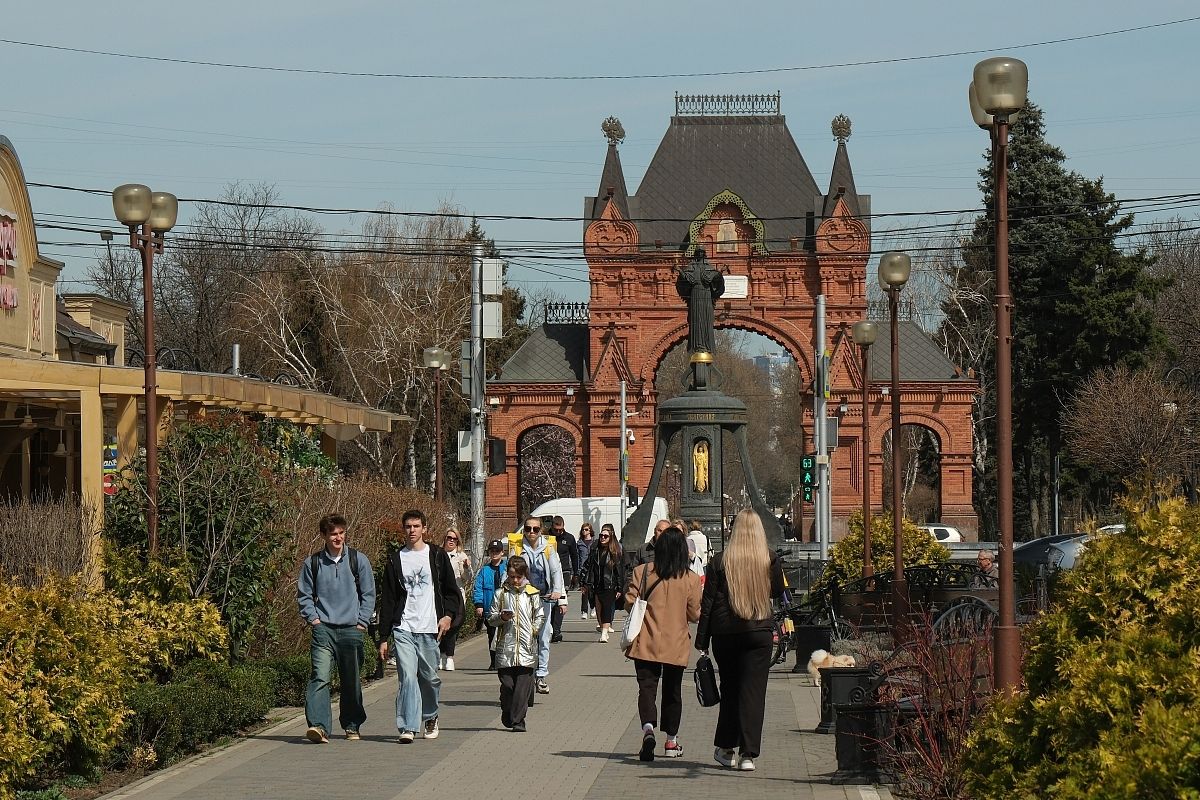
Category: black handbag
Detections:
[{"x1": 694, "y1": 653, "x2": 720, "y2": 707}]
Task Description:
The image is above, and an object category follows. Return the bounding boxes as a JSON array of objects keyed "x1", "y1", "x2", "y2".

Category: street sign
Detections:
[{"x1": 800, "y1": 455, "x2": 816, "y2": 504}]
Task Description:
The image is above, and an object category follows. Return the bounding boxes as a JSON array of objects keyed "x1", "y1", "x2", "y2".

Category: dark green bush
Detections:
[
  {"x1": 122, "y1": 661, "x2": 274, "y2": 767},
  {"x1": 253, "y1": 655, "x2": 310, "y2": 707}
]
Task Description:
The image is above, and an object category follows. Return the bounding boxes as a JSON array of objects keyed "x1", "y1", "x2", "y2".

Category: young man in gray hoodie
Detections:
[{"x1": 297, "y1": 513, "x2": 376, "y2": 743}]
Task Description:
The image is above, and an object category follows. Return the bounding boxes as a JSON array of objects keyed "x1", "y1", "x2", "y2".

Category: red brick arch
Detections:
[{"x1": 639, "y1": 316, "x2": 814, "y2": 385}]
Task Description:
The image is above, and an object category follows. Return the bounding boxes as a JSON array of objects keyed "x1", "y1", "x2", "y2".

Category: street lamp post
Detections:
[
  {"x1": 422, "y1": 346, "x2": 451, "y2": 502},
  {"x1": 112, "y1": 184, "x2": 178, "y2": 555},
  {"x1": 879, "y1": 252, "x2": 911, "y2": 624},
  {"x1": 852, "y1": 320, "x2": 877, "y2": 578},
  {"x1": 970, "y1": 56, "x2": 1029, "y2": 691}
]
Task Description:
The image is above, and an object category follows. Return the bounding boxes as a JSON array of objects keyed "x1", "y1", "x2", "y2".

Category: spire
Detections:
[
  {"x1": 823, "y1": 114, "x2": 861, "y2": 218},
  {"x1": 592, "y1": 116, "x2": 629, "y2": 219}
]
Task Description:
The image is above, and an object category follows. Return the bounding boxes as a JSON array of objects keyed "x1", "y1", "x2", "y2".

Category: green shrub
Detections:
[
  {"x1": 254, "y1": 655, "x2": 311, "y2": 707},
  {"x1": 0, "y1": 576, "x2": 225, "y2": 800},
  {"x1": 963, "y1": 497, "x2": 1200, "y2": 798},
  {"x1": 122, "y1": 661, "x2": 274, "y2": 767},
  {"x1": 813, "y1": 511, "x2": 951, "y2": 593}
]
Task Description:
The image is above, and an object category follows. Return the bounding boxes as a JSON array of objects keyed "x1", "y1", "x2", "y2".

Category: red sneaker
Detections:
[{"x1": 663, "y1": 739, "x2": 684, "y2": 758}]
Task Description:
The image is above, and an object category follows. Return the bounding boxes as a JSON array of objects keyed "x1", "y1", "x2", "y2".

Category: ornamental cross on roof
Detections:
[
  {"x1": 601, "y1": 116, "x2": 625, "y2": 145},
  {"x1": 832, "y1": 114, "x2": 852, "y2": 143}
]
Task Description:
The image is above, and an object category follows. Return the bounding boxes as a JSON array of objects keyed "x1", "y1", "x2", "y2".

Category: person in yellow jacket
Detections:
[{"x1": 488, "y1": 556, "x2": 544, "y2": 732}]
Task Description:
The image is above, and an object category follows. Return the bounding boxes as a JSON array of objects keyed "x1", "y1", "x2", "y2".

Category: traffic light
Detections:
[{"x1": 800, "y1": 456, "x2": 816, "y2": 504}]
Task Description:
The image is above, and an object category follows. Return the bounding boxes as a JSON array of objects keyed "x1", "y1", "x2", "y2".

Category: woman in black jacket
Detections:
[
  {"x1": 581, "y1": 523, "x2": 623, "y2": 642},
  {"x1": 695, "y1": 509, "x2": 785, "y2": 772}
]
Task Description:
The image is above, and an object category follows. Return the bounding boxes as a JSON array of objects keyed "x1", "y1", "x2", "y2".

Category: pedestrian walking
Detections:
[
  {"x1": 440, "y1": 528, "x2": 472, "y2": 671},
  {"x1": 473, "y1": 539, "x2": 508, "y2": 669},
  {"x1": 696, "y1": 509, "x2": 786, "y2": 772},
  {"x1": 576, "y1": 523, "x2": 596, "y2": 619},
  {"x1": 549, "y1": 516, "x2": 577, "y2": 642},
  {"x1": 377, "y1": 509, "x2": 462, "y2": 744},
  {"x1": 624, "y1": 527, "x2": 702, "y2": 761},
  {"x1": 297, "y1": 513, "x2": 376, "y2": 743},
  {"x1": 582, "y1": 522, "x2": 624, "y2": 642},
  {"x1": 488, "y1": 555, "x2": 545, "y2": 732},
  {"x1": 509, "y1": 516, "x2": 564, "y2": 695},
  {"x1": 687, "y1": 520, "x2": 710, "y2": 570}
]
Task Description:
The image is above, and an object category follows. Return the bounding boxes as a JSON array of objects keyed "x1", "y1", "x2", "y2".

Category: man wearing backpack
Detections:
[{"x1": 297, "y1": 513, "x2": 376, "y2": 744}]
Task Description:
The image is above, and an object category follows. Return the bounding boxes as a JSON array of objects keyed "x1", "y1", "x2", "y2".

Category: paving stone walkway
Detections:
[{"x1": 103, "y1": 613, "x2": 892, "y2": 800}]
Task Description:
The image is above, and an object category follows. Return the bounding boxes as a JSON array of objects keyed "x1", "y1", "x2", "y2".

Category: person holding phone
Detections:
[
  {"x1": 376, "y1": 509, "x2": 462, "y2": 744},
  {"x1": 488, "y1": 555, "x2": 544, "y2": 732}
]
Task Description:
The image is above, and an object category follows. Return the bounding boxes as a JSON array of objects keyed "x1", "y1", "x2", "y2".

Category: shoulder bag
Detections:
[
  {"x1": 620, "y1": 565, "x2": 659, "y2": 649},
  {"x1": 694, "y1": 652, "x2": 720, "y2": 707}
]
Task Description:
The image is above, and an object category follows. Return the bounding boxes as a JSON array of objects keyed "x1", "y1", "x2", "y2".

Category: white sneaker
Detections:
[
  {"x1": 445, "y1": 657, "x2": 455, "y2": 671},
  {"x1": 580, "y1": 612, "x2": 587, "y2": 620},
  {"x1": 714, "y1": 747, "x2": 737, "y2": 768},
  {"x1": 740, "y1": 756, "x2": 756, "y2": 771},
  {"x1": 599, "y1": 630, "x2": 610, "y2": 643},
  {"x1": 589, "y1": 610, "x2": 596, "y2": 619}
]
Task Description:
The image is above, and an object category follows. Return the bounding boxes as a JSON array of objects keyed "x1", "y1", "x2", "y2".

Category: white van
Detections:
[{"x1": 527, "y1": 496, "x2": 669, "y2": 544}]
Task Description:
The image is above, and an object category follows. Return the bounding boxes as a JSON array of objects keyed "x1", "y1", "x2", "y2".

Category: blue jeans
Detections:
[
  {"x1": 536, "y1": 599, "x2": 554, "y2": 677},
  {"x1": 392, "y1": 629, "x2": 441, "y2": 732},
  {"x1": 305, "y1": 624, "x2": 365, "y2": 735}
]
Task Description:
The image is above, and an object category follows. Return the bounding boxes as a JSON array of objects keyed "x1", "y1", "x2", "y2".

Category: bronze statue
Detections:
[{"x1": 676, "y1": 247, "x2": 725, "y2": 354}]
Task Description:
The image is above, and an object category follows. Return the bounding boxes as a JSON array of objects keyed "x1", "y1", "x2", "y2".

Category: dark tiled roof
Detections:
[
  {"x1": 631, "y1": 115, "x2": 821, "y2": 250},
  {"x1": 56, "y1": 298, "x2": 114, "y2": 356},
  {"x1": 823, "y1": 140, "x2": 861, "y2": 218},
  {"x1": 497, "y1": 324, "x2": 587, "y2": 383},
  {"x1": 868, "y1": 321, "x2": 971, "y2": 383}
]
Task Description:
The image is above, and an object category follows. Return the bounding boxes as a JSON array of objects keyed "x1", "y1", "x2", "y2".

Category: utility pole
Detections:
[
  {"x1": 815, "y1": 295, "x2": 829, "y2": 559},
  {"x1": 470, "y1": 242, "x2": 486, "y2": 567}
]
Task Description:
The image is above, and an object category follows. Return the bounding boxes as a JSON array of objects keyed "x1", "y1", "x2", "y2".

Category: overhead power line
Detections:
[{"x1": 2, "y1": 17, "x2": 1197, "y2": 80}]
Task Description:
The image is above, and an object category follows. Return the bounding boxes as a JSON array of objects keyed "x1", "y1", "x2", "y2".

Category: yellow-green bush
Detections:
[
  {"x1": 813, "y1": 511, "x2": 951, "y2": 593},
  {"x1": 0, "y1": 576, "x2": 225, "y2": 799},
  {"x1": 963, "y1": 498, "x2": 1200, "y2": 799}
]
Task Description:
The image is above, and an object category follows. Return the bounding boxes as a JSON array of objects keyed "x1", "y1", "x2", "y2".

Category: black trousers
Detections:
[
  {"x1": 711, "y1": 628, "x2": 773, "y2": 758},
  {"x1": 498, "y1": 666, "x2": 535, "y2": 727},
  {"x1": 580, "y1": 586, "x2": 593, "y2": 615},
  {"x1": 551, "y1": 603, "x2": 564, "y2": 637},
  {"x1": 594, "y1": 588, "x2": 618, "y2": 625},
  {"x1": 439, "y1": 623, "x2": 460, "y2": 656},
  {"x1": 634, "y1": 659, "x2": 685, "y2": 736}
]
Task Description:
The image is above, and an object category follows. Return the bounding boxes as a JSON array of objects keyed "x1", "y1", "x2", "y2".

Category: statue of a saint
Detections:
[
  {"x1": 693, "y1": 439, "x2": 710, "y2": 493},
  {"x1": 676, "y1": 247, "x2": 725, "y2": 354}
]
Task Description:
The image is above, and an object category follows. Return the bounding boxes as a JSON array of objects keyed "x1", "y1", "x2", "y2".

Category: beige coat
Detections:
[{"x1": 623, "y1": 564, "x2": 702, "y2": 667}]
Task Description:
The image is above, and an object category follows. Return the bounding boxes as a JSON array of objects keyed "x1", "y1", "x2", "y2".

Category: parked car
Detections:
[
  {"x1": 918, "y1": 524, "x2": 963, "y2": 543},
  {"x1": 1012, "y1": 533, "x2": 1088, "y2": 566},
  {"x1": 1047, "y1": 535, "x2": 1095, "y2": 570}
]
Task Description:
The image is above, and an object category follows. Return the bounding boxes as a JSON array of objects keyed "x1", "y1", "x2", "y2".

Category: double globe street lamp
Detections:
[
  {"x1": 878, "y1": 252, "x2": 912, "y2": 624},
  {"x1": 969, "y1": 56, "x2": 1029, "y2": 691},
  {"x1": 112, "y1": 184, "x2": 178, "y2": 555},
  {"x1": 851, "y1": 320, "x2": 877, "y2": 578},
  {"x1": 422, "y1": 347, "x2": 451, "y2": 502}
]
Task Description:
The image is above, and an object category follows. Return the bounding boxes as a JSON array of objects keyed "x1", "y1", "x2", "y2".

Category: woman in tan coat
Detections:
[{"x1": 624, "y1": 527, "x2": 702, "y2": 762}]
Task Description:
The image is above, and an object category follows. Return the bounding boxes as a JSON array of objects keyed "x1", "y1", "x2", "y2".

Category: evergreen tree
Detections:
[{"x1": 944, "y1": 100, "x2": 1164, "y2": 538}]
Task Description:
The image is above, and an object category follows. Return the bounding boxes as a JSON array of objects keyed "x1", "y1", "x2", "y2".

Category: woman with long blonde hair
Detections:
[{"x1": 695, "y1": 509, "x2": 785, "y2": 772}]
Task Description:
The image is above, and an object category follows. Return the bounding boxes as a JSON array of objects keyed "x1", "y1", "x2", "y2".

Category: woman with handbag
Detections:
[
  {"x1": 695, "y1": 509, "x2": 785, "y2": 772},
  {"x1": 624, "y1": 527, "x2": 701, "y2": 761},
  {"x1": 581, "y1": 523, "x2": 623, "y2": 642},
  {"x1": 440, "y1": 529, "x2": 472, "y2": 671}
]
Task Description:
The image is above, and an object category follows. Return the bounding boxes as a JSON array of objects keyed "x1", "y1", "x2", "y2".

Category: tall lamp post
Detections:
[
  {"x1": 422, "y1": 346, "x2": 451, "y2": 502},
  {"x1": 969, "y1": 56, "x2": 1028, "y2": 691},
  {"x1": 112, "y1": 184, "x2": 178, "y2": 555},
  {"x1": 878, "y1": 252, "x2": 912, "y2": 621},
  {"x1": 851, "y1": 320, "x2": 877, "y2": 578}
]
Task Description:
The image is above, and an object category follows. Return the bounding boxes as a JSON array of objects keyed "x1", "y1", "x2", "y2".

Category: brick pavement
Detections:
[{"x1": 103, "y1": 613, "x2": 892, "y2": 800}]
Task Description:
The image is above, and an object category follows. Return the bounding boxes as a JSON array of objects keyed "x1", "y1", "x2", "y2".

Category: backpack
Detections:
[{"x1": 310, "y1": 547, "x2": 364, "y2": 605}]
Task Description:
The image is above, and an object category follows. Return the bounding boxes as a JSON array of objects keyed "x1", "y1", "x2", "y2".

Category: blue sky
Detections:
[{"x1": 1, "y1": 1, "x2": 1196, "y2": 311}]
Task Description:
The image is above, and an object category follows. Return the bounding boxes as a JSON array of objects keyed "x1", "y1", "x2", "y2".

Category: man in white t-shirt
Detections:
[{"x1": 377, "y1": 509, "x2": 462, "y2": 744}]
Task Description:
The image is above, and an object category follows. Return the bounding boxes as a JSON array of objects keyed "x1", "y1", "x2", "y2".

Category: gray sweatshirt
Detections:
[{"x1": 297, "y1": 548, "x2": 377, "y2": 627}]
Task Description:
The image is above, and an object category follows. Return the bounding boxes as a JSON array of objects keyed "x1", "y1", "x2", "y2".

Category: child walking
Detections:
[{"x1": 487, "y1": 555, "x2": 545, "y2": 732}]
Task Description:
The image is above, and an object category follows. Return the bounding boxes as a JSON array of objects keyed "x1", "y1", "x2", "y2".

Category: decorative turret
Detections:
[
  {"x1": 823, "y1": 114, "x2": 862, "y2": 218},
  {"x1": 589, "y1": 116, "x2": 629, "y2": 220}
]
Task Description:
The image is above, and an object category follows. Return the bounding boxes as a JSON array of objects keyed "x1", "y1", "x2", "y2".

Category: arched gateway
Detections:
[{"x1": 485, "y1": 96, "x2": 978, "y2": 540}]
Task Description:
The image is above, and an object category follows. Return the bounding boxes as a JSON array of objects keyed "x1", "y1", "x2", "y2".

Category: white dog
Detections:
[{"x1": 807, "y1": 649, "x2": 856, "y2": 685}]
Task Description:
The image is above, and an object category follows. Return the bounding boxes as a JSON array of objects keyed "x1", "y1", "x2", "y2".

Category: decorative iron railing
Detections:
[
  {"x1": 544, "y1": 302, "x2": 589, "y2": 325},
  {"x1": 866, "y1": 299, "x2": 916, "y2": 322},
  {"x1": 675, "y1": 92, "x2": 781, "y2": 116}
]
